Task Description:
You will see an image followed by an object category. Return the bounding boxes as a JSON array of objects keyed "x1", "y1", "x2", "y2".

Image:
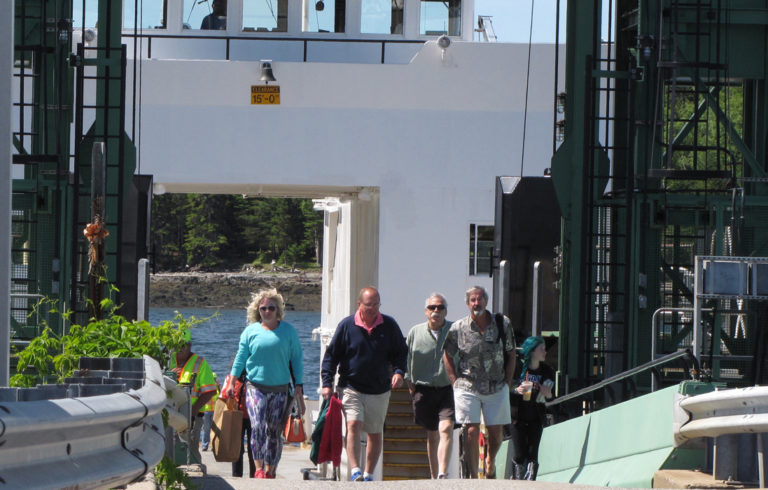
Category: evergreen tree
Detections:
[
  {"x1": 240, "y1": 197, "x2": 275, "y2": 261},
  {"x1": 301, "y1": 200, "x2": 323, "y2": 265},
  {"x1": 183, "y1": 195, "x2": 241, "y2": 269},
  {"x1": 151, "y1": 194, "x2": 188, "y2": 271},
  {"x1": 269, "y1": 199, "x2": 305, "y2": 264},
  {"x1": 151, "y1": 194, "x2": 322, "y2": 271}
]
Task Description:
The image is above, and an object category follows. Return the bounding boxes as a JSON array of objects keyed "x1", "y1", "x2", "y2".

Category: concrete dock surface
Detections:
[{"x1": 128, "y1": 443, "x2": 620, "y2": 489}]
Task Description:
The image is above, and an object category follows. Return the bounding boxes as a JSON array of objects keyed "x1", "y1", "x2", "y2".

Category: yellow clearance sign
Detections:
[{"x1": 251, "y1": 85, "x2": 280, "y2": 105}]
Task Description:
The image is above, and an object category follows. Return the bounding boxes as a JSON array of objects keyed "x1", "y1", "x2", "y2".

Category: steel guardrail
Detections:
[
  {"x1": 675, "y1": 385, "x2": 768, "y2": 444},
  {"x1": 0, "y1": 356, "x2": 167, "y2": 489}
]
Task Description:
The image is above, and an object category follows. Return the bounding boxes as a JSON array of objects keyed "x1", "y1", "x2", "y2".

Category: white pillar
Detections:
[
  {"x1": 460, "y1": 0, "x2": 474, "y2": 41},
  {"x1": 227, "y1": 0, "x2": 243, "y2": 36},
  {"x1": 301, "y1": 0, "x2": 310, "y2": 32},
  {"x1": 165, "y1": 0, "x2": 183, "y2": 33},
  {"x1": 288, "y1": 0, "x2": 304, "y2": 34},
  {"x1": 0, "y1": 1, "x2": 14, "y2": 386},
  {"x1": 345, "y1": 0, "x2": 362, "y2": 37},
  {"x1": 403, "y1": 0, "x2": 420, "y2": 39},
  {"x1": 349, "y1": 190, "x2": 379, "y2": 296}
]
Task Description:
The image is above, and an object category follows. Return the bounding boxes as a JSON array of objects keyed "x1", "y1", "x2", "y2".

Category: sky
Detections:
[{"x1": 475, "y1": 0, "x2": 568, "y2": 43}]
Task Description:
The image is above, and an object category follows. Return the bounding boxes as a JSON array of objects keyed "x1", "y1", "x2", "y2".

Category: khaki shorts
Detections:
[
  {"x1": 341, "y1": 387, "x2": 391, "y2": 434},
  {"x1": 453, "y1": 384, "x2": 511, "y2": 426}
]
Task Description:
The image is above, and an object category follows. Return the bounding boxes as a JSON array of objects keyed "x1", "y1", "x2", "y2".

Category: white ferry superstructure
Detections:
[{"x1": 103, "y1": 0, "x2": 563, "y2": 341}]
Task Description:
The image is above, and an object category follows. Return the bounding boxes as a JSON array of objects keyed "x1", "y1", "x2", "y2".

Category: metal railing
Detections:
[
  {"x1": 120, "y1": 31, "x2": 426, "y2": 63},
  {"x1": 547, "y1": 349, "x2": 700, "y2": 409},
  {"x1": 0, "y1": 356, "x2": 167, "y2": 489}
]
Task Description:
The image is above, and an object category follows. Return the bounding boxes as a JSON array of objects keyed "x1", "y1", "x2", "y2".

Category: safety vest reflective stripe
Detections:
[
  {"x1": 174, "y1": 354, "x2": 201, "y2": 399},
  {"x1": 203, "y1": 391, "x2": 218, "y2": 412},
  {"x1": 186, "y1": 355, "x2": 205, "y2": 399}
]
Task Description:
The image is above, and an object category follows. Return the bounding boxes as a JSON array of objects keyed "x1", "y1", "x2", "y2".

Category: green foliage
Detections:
[
  {"x1": 279, "y1": 243, "x2": 303, "y2": 267},
  {"x1": 10, "y1": 297, "x2": 207, "y2": 387},
  {"x1": 151, "y1": 194, "x2": 189, "y2": 271},
  {"x1": 153, "y1": 456, "x2": 196, "y2": 489},
  {"x1": 152, "y1": 194, "x2": 324, "y2": 271},
  {"x1": 663, "y1": 84, "x2": 744, "y2": 191},
  {"x1": 184, "y1": 194, "x2": 243, "y2": 269},
  {"x1": 301, "y1": 199, "x2": 323, "y2": 266},
  {"x1": 252, "y1": 250, "x2": 273, "y2": 267}
]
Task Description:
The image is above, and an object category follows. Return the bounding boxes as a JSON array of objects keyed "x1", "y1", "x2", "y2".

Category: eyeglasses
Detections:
[
  {"x1": 426, "y1": 304, "x2": 446, "y2": 311},
  {"x1": 259, "y1": 305, "x2": 277, "y2": 312}
]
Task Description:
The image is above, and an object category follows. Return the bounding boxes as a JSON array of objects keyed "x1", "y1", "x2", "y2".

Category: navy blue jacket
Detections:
[{"x1": 321, "y1": 314, "x2": 408, "y2": 395}]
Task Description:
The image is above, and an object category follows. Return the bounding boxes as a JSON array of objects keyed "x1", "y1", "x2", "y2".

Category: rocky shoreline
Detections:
[{"x1": 149, "y1": 270, "x2": 322, "y2": 311}]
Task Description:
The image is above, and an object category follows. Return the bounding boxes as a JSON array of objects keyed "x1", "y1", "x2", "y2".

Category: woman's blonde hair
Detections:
[{"x1": 246, "y1": 288, "x2": 286, "y2": 324}]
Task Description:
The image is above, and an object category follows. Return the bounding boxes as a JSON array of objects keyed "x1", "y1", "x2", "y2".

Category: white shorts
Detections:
[
  {"x1": 453, "y1": 384, "x2": 511, "y2": 426},
  {"x1": 341, "y1": 387, "x2": 391, "y2": 434}
]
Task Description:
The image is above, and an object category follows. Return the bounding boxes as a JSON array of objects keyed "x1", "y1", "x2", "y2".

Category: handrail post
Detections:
[
  {"x1": 532, "y1": 261, "x2": 542, "y2": 336},
  {"x1": 651, "y1": 307, "x2": 708, "y2": 391},
  {"x1": 693, "y1": 256, "x2": 704, "y2": 360},
  {"x1": 758, "y1": 433, "x2": 767, "y2": 488},
  {"x1": 651, "y1": 308, "x2": 661, "y2": 391}
]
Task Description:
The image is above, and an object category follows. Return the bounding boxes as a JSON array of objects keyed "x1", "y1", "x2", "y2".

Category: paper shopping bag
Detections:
[{"x1": 211, "y1": 397, "x2": 243, "y2": 462}]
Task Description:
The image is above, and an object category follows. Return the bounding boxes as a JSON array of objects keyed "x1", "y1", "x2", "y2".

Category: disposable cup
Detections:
[{"x1": 521, "y1": 381, "x2": 533, "y2": 401}]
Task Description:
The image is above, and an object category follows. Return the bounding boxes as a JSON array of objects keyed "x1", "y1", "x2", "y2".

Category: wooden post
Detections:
[{"x1": 86, "y1": 143, "x2": 108, "y2": 319}]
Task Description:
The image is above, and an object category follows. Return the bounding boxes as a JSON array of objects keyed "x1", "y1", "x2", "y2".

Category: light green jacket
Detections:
[{"x1": 405, "y1": 320, "x2": 452, "y2": 387}]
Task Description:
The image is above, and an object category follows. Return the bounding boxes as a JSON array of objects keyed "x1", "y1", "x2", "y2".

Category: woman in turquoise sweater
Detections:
[{"x1": 229, "y1": 288, "x2": 304, "y2": 479}]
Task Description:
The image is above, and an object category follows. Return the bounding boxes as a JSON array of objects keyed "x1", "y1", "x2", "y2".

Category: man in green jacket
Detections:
[{"x1": 405, "y1": 292, "x2": 454, "y2": 479}]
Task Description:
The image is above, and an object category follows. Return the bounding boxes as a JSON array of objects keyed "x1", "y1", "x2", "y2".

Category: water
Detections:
[{"x1": 149, "y1": 308, "x2": 322, "y2": 399}]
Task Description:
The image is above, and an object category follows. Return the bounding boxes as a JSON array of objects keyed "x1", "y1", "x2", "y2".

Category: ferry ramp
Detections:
[{"x1": 126, "y1": 444, "x2": 613, "y2": 489}]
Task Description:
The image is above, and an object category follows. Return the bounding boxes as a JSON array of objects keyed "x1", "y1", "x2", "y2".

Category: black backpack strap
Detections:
[{"x1": 495, "y1": 312, "x2": 507, "y2": 349}]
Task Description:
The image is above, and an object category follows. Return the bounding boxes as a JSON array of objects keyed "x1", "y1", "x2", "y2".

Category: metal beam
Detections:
[
  {"x1": 551, "y1": 0, "x2": 603, "y2": 391},
  {"x1": 673, "y1": 8, "x2": 768, "y2": 26},
  {"x1": 697, "y1": 78, "x2": 767, "y2": 178},
  {"x1": 0, "y1": 0, "x2": 13, "y2": 387},
  {"x1": 662, "y1": 87, "x2": 719, "y2": 164}
]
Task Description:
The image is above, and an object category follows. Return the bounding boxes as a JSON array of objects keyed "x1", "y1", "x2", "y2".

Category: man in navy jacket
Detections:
[{"x1": 321, "y1": 287, "x2": 408, "y2": 481}]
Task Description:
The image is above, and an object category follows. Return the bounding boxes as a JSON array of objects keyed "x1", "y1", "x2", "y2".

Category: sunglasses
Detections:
[
  {"x1": 426, "y1": 304, "x2": 446, "y2": 311},
  {"x1": 259, "y1": 305, "x2": 277, "y2": 312}
]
